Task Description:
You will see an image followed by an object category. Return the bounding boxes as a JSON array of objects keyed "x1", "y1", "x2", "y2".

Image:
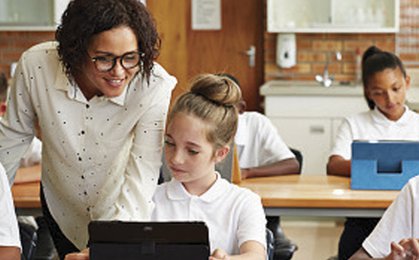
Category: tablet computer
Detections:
[
  {"x1": 88, "y1": 220, "x2": 210, "y2": 260},
  {"x1": 352, "y1": 140, "x2": 419, "y2": 173}
]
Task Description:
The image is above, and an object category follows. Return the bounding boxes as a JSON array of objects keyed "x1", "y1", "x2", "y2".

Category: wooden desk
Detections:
[
  {"x1": 11, "y1": 165, "x2": 41, "y2": 216},
  {"x1": 238, "y1": 175, "x2": 400, "y2": 218},
  {"x1": 12, "y1": 173, "x2": 401, "y2": 218}
]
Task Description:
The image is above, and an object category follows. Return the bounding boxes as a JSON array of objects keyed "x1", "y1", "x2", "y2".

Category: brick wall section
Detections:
[
  {"x1": 0, "y1": 0, "x2": 416, "y2": 82},
  {"x1": 264, "y1": 32, "x2": 396, "y2": 82},
  {"x1": 0, "y1": 31, "x2": 54, "y2": 77},
  {"x1": 397, "y1": 0, "x2": 419, "y2": 66},
  {"x1": 5, "y1": 30, "x2": 391, "y2": 84},
  {"x1": 264, "y1": 0, "x2": 419, "y2": 82}
]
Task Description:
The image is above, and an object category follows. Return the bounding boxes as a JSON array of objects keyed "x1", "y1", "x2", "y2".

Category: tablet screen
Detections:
[{"x1": 88, "y1": 221, "x2": 210, "y2": 260}]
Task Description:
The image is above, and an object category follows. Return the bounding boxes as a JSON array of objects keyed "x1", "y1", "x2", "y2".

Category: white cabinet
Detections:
[
  {"x1": 261, "y1": 81, "x2": 367, "y2": 175},
  {"x1": 0, "y1": 0, "x2": 69, "y2": 31},
  {"x1": 267, "y1": 0, "x2": 399, "y2": 33},
  {"x1": 271, "y1": 118, "x2": 332, "y2": 176}
]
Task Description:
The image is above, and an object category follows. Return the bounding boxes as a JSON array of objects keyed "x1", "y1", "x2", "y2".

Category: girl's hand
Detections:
[
  {"x1": 209, "y1": 248, "x2": 230, "y2": 260},
  {"x1": 64, "y1": 248, "x2": 89, "y2": 260},
  {"x1": 385, "y1": 239, "x2": 419, "y2": 260}
]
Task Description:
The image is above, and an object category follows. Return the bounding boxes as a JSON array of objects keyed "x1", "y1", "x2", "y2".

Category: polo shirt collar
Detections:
[
  {"x1": 53, "y1": 62, "x2": 128, "y2": 106},
  {"x1": 166, "y1": 172, "x2": 231, "y2": 203},
  {"x1": 371, "y1": 106, "x2": 412, "y2": 126}
]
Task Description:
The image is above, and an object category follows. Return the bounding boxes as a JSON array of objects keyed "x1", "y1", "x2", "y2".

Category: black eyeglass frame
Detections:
[{"x1": 90, "y1": 51, "x2": 144, "y2": 72}]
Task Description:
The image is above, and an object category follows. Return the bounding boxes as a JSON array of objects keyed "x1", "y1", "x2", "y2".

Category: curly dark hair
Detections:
[{"x1": 55, "y1": 0, "x2": 160, "y2": 82}]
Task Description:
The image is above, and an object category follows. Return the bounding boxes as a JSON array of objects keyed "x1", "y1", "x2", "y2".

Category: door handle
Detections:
[{"x1": 244, "y1": 45, "x2": 256, "y2": 67}]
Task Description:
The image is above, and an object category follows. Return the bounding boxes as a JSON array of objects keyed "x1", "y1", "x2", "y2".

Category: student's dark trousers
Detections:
[{"x1": 338, "y1": 217, "x2": 380, "y2": 260}]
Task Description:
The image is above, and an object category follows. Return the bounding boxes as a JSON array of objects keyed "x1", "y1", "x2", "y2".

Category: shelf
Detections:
[{"x1": 267, "y1": 0, "x2": 399, "y2": 33}]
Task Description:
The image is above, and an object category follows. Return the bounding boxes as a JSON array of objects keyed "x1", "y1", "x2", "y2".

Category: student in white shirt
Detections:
[
  {"x1": 220, "y1": 73, "x2": 299, "y2": 260},
  {"x1": 0, "y1": 0, "x2": 176, "y2": 258},
  {"x1": 64, "y1": 74, "x2": 267, "y2": 260},
  {"x1": 0, "y1": 162, "x2": 21, "y2": 260},
  {"x1": 153, "y1": 74, "x2": 266, "y2": 259},
  {"x1": 235, "y1": 97, "x2": 299, "y2": 178},
  {"x1": 327, "y1": 46, "x2": 419, "y2": 260},
  {"x1": 350, "y1": 175, "x2": 419, "y2": 259},
  {"x1": 218, "y1": 74, "x2": 299, "y2": 179}
]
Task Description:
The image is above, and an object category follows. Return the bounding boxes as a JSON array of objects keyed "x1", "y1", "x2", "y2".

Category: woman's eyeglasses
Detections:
[{"x1": 90, "y1": 51, "x2": 143, "y2": 72}]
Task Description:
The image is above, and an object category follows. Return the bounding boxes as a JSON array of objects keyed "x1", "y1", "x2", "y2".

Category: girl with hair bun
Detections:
[
  {"x1": 327, "y1": 46, "x2": 419, "y2": 259},
  {"x1": 64, "y1": 74, "x2": 266, "y2": 260},
  {"x1": 152, "y1": 74, "x2": 267, "y2": 260}
]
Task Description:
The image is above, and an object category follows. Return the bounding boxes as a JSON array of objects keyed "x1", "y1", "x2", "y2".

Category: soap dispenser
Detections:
[{"x1": 276, "y1": 33, "x2": 296, "y2": 68}]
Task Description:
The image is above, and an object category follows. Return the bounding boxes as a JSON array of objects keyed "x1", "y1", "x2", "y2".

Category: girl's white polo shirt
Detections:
[
  {"x1": 152, "y1": 173, "x2": 267, "y2": 255},
  {"x1": 331, "y1": 106, "x2": 419, "y2": 159}
]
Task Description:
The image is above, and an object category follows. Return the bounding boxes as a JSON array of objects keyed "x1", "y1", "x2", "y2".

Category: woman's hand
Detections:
[
  {"x1": 209, "y1": 248, "x2": 230, "y2": 260},
  {"x1": 64, "y1": 248, "x2": 89, "y2": 260},
  {"x1": 385, "y1": 239, "x2": 419, "y2": 260}
]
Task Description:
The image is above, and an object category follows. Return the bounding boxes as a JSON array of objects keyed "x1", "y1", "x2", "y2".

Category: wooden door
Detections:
[{"x1": 148, "y1": 0, "x2": 264, "y2": 111}]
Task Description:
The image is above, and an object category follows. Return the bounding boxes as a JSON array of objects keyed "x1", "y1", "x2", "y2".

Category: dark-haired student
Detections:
[
  {"x1": 327, "y1": 46, "x2": 419, "y2": 260},
  {"x1": 0, "y1": 0, "x2": 176, "y2": 258}
]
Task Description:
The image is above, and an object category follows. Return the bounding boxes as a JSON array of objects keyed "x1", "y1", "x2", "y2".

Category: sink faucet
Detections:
[{"x1": 315, "y1": 51, "x2": 342, "y2": 87}]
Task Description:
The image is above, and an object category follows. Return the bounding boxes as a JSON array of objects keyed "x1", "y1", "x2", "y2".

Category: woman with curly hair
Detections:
[{"x1": 0, "y1": 0, "x2": 176, "y2": 258}]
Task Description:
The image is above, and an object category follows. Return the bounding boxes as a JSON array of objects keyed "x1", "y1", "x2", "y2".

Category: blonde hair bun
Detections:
[
  {"x1": 190, "y1": 74, "x2": 242, "y2": 107},
  {"x1": 168, "y1": 73, "x2": 242, "y2": 149}
]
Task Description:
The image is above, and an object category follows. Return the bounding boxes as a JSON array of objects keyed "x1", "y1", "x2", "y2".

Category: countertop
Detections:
[
  {"x1": 260, "y1": 80, "x2": 364, "y2": 97},
  {"x1": 260, "y1": 80, "x2": 419, "y2": 112}
]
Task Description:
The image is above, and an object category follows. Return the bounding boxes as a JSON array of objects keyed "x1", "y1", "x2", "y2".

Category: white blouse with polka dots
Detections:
[{"x1": 0, "y1": 41, "x2": 177, "y2": 249}]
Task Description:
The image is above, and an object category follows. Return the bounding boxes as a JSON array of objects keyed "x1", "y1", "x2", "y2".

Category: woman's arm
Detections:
[{"x1": 0, "y1": 55, "x2": 36, "y2": 184}]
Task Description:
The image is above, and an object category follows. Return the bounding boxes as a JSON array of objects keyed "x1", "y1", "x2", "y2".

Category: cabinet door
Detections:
[
  {"x1": 271, "y1": 118, "x2": 331, "y2": 175},
  {"x1": 267, "y1": 0, "x2": 399, "y2": 33},
  {"x1": 267, "y1": 0, "x2": 329, "y2": 32},
  {"x1": 0, "y1": 0, "x2": 69, "y2": 31}
]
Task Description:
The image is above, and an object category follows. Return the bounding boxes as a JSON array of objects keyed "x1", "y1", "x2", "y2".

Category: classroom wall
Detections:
[
  {"x1": 0, "y1": 31, "x2": 55, "y2": 77},
  {"x1": 264, "y1": 0, "x2": 419, "y2": 82},
  {"x1": 2, "y1": 32, "x2": 392, "y2": 84},
  {"x1": 0, "y1": 0, "x2": 418, "y2": 90},
  {"x1": 264, "y1": 33, "x2": 396, "y2": 83}
]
